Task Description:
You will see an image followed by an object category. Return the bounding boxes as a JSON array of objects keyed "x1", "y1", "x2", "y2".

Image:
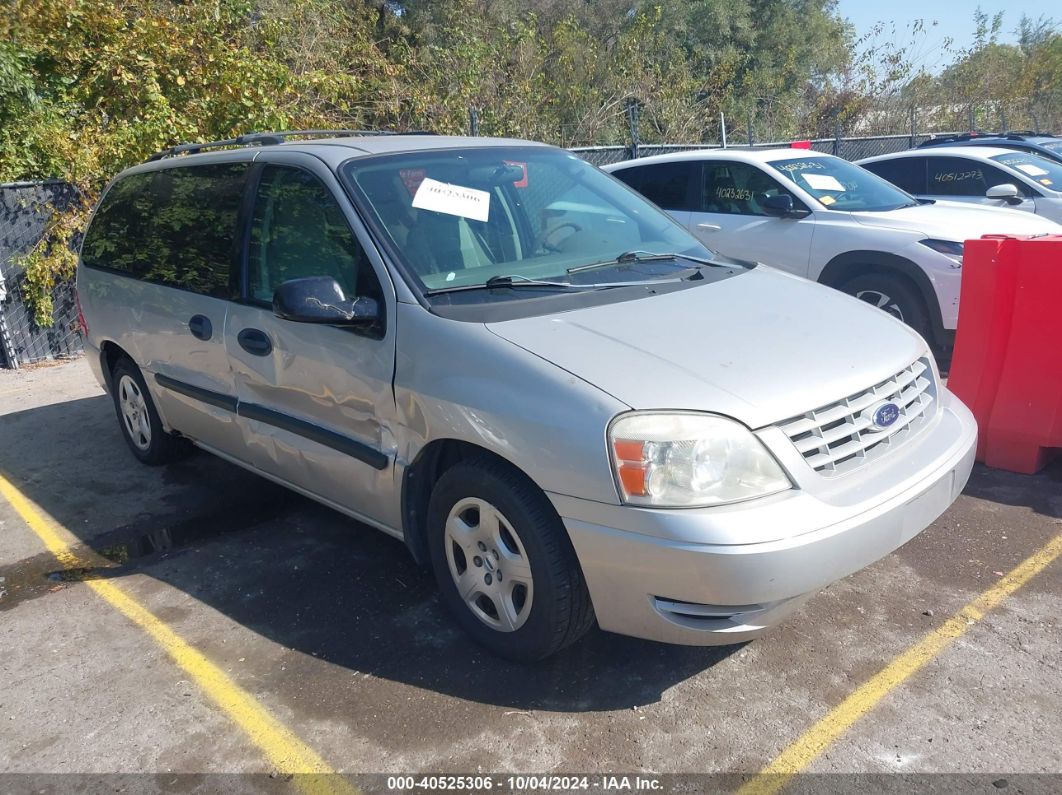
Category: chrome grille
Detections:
[{"x1": 776, "y1": 358, "x2": 937, "y2": 476}]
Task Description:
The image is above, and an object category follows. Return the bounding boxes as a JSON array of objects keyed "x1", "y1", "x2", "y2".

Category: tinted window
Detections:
[
  {"x1": 82, "y1": 173, "x2": 156, "y2": 276},
  {"x1": 613, "y1": 162, "x2": 695, "y2": 210},
  {"x1": 699, "y1": 161, "x2": 798, "y2": 215},
  {"x1": 862, "y1": 158, "x2": 926, "y2": 194},
  {"x1": 925, "y1": 157, "x2": 1029, "y2": 197},
  {"x1": 248, "y1": 166, "x2": 381, "y2": 305},
  {"x1": 82, "y1": 164, "x2": 247, "y2": 297}
]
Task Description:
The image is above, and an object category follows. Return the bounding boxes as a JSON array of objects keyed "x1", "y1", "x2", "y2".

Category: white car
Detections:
[
  {"x1": 604, "y1": 149, "x2": 1060, "y2": 349},
  {"x1": 858, "y1": 145, "x2": 1062, "y2": 225}
]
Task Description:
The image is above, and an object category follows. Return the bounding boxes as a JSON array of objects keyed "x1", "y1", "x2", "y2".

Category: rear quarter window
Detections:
[
  {"x1": 82, "y1": 163, "x2": 248, "y2": 298},
  {"x1": 863, "y1": 157, "x2": 926, "y2": 194},
  {"x1": 611, "y1": 162, "x2": 695, "y2": 211}
]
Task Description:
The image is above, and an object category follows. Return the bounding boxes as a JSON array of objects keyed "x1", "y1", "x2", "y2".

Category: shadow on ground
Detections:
[
  {"x1": 0, "y1": 394, "x2": 738, "y2": 712},
  {"x1": 962, "y1": 455, "x2": 1062, "y2": 520}
]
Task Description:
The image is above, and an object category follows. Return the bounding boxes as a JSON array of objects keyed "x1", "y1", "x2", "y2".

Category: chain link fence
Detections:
[{"x1": 0, "y1": 182, "x2": 84, "y2": 369}]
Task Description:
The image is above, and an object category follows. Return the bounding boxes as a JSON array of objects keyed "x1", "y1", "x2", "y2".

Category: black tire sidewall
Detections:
[
  {"x1": 427, "y1": 460, "x2": 584, "y2": 661},
  {"x1": 111, "y1": 359, "x2": 172, "y2": 465}
]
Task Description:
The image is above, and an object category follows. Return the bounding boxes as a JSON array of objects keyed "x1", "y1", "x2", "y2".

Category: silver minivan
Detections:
[{"x1": 77, "y1": 133, "x2": 977, "y2": 660}]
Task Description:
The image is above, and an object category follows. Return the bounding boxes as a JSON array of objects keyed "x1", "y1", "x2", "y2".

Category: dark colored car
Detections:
[{"x1": 918, "y1": 132, "x2": 1062, "y2": 164}]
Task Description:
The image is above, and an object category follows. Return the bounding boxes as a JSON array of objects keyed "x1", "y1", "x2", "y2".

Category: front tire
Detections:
[
  {"x1": 840, "y1": 273, "x2": 932, "y2": 343},
  {"x1": 110, "y1": 358, "x2": 182, "y2": 466},
  {"x1": 427, "y1": 458, "x2": 594, "y2": 661}
]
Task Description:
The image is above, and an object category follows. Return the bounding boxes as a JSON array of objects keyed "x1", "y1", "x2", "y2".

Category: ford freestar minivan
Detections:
[{"x1": 77, "y1": 132, "x2": 977, "y2": 661}]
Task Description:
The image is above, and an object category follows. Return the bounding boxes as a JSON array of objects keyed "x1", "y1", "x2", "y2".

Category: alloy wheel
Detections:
[{"x1": 854, "y1": 288, "x2": 905, "y2": 322}]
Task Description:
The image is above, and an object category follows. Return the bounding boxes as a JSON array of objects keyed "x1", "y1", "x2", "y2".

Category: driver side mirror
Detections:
[
  {"x1": 986, "y1": 183, "x2": 1023, "y2": 205},
  {"x1": 762, "y1": 194, "x2": 810, "y2": 218},
  {"x1": 273, "y1": 276, "x2": 379, "y2": 326}
]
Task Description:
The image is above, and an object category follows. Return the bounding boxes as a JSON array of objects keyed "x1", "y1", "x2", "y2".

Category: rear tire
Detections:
[
  {"x1": 427, "y1": 458, "x2": 594, "y2": 661},
  {"x1": 840, "y1": 273, "x2": 932, "y2": 343},
  {"x1": 110, "y1": 358, "x2": 182, "y2": 466}
]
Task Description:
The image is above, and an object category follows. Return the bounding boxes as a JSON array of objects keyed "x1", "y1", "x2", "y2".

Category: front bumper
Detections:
[{"x1": 550, "y1": 391, "x2": 977, "y2": 645}]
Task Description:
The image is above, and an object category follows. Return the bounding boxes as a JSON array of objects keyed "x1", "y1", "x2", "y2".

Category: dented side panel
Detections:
[{"x1": 392, "y1": 302, "x2": 627, "y2": 507}]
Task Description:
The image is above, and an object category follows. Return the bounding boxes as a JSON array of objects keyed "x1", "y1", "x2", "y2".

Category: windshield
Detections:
[
  {"x1": 1038, "y1": 140, "x2": 1062, "y2": 156},
  {"x1": 767, "y1": 155, "x2": 916, "y2": 211},
  {"x1": 341, "y1": 147, "x2": 718, "y2": 295},
  {"x1": 991, "y1": 151, "x2": 1062, "y2": 190}
]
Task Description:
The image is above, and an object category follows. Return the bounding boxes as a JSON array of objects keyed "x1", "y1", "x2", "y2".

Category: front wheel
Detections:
[
  {"x1": 840, "y1": 273, "x2": 932, "y2": 343},
  {"x1": 427, "y1": 459, "x2": 594, "y2": 661}
]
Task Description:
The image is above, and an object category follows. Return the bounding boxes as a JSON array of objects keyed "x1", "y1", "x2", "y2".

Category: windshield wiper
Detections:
[
  {"x1": 566, "y1": 249, "x2": 722, "y2": 275},
  {"x1": 424, "y1": 271, "x2": 691, "y2": 296},
  {"x1": 425, "y1": 274, "x2": 595, "y2": 296}
]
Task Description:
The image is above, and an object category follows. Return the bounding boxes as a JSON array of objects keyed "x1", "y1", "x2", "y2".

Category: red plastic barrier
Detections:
[{"x1": 948, "y1": 234, "x2": 1062, "y2": 473}]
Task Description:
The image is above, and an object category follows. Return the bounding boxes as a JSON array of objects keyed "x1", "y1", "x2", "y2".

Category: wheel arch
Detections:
[
  {"x1": 818, "y1": 250, "x2": 947, "y2": 345},
  {"x1": 400, "y1": 439, "x2": 545, "y2": 566},
  {"x1": 98, "y1": 340, "x2": 133, "y2": 395}
]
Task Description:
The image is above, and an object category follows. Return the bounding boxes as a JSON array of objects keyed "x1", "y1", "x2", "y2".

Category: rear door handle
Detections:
[
  {"x1": 696, "y1": 223, "x2": 722, "y2": 231},
  {"x1": 237, "y1": 328, "x2": 273, "y2": 357},
  {"x1": 188, "y1": 315, "x2": 212, "y2": 341}
]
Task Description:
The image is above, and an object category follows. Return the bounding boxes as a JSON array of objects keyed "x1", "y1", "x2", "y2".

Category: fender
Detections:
[{"x1": 818, "y1": 250, "x2": 948, "y2": 346}]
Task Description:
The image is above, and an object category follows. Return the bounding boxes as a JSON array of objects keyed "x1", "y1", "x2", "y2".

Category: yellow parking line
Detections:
[
  {"x1": 0, "y1": 472, "x2": 359, "y2": 795},
  {"x1": 738, "y1": 532, "x2": 1062, "y2": 795}
]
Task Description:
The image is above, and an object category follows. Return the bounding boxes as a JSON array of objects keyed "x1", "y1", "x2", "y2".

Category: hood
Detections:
[
  {"x1": 486, "y1": 267, "x2": 927, "y2": 429},
  {"x1": 849, "y1": 201, "x2": 1062, "y2": 239}
]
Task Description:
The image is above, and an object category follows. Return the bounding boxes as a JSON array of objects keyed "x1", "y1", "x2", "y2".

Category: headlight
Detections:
[
  {"x1": 608, "y1": 412, "x2": 792, "y2": 508},
  {"x1": 918, "y1": 238, "x2": 964, "y2": 267}
]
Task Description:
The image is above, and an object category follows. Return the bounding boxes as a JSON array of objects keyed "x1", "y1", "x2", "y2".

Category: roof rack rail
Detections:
[
  {"x1": 146, "y1": 129, "x2": 437, "y2": 162},
  {"x1": 1003, "y1": 129, "x2": 1053, "y2": 138},
  {"x1": 917, "y1": 131, "x2": 1002, "y2": 147}
]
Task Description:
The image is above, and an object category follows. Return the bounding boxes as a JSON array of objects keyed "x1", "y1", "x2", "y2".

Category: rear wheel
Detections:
[
  {"x1": 840, "y1": 273, "x2": 932, "y2": 343},
  {"x1": 110, "y1": 358, "x2": 182, "y2": 465},
  {"x1": 427, "y1": 458, "x2": 594, "y2": 661}
]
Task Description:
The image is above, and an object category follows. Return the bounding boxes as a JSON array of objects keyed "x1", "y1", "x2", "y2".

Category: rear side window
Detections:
[
  {"x1": 863, "y1": 158, "x2": 927, "y2": 194},
  {"x1": 82, "y1": 163, "x2": 248, "y2": 297},
  {"x1": 925, "y1": 157, "x2": 1029, "y2": 198},
  {"x1": 612, "y1": 162, "x2": 695, "y2": 210}
]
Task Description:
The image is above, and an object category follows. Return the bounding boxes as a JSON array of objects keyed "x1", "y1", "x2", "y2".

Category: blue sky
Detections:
[{"x1": 836, "y1": 0, "x2": 1054, "y2": 70}]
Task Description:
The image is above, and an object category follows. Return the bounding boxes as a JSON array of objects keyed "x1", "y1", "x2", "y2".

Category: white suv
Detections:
[
  {"x1": 605, "y1": 149, "x2": 1060, "y2": 348},
  {"x1": 858, "y1": 145, "x2": 1062, "y2": 225}
]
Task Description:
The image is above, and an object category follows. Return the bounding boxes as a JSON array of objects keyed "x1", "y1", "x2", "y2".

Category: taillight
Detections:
[{"x1": 75, "y1": 290, "x2": 88, "y2": 336}]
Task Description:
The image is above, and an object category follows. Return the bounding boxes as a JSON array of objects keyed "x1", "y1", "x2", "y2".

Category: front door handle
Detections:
[
  {"x1": 696, "y1": 223, "x2": 722, "y2": 231},
  {"x1": 237, "y1": 328, "x2": 273, "y2": 357},
  {"x1": 188, "y1": 315, "x2": 212, "y2": 341}
]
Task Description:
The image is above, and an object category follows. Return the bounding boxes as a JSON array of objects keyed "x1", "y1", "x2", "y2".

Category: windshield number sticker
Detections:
[
  {"x1": 412, "y1": 177, "x2": 491, "y2": 222},
  {"x1": 934, "y1": 169, "x2": 982, "y2": 183},
  {"x1": 776, "y1": 160, "x2": 825, "y2": 174}
]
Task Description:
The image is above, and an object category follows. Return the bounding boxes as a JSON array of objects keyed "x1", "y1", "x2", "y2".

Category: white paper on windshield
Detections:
[
  {"x1": 803, "y1": 173, "x2": 846, "y2": 192},
  {"x1": 412, "y1": 177, "x2": 490, "y2": 222},
  {"x1": 1016, "y1": 163, "x2": 1049, "y2": 177}
]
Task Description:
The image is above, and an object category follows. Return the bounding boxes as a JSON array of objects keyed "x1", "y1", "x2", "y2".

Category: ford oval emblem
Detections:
[{"x1": 869, "y1": 401, "x2": 900, "y2": 431}]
